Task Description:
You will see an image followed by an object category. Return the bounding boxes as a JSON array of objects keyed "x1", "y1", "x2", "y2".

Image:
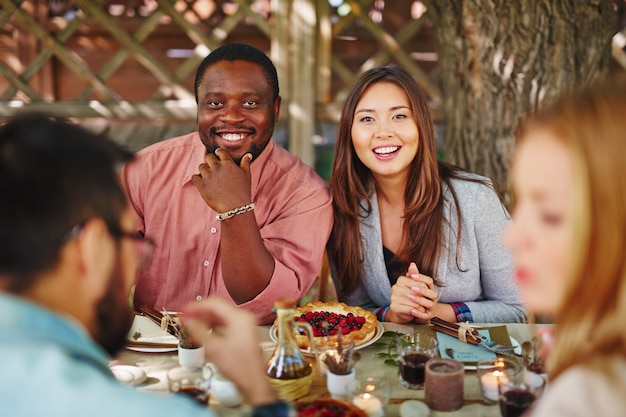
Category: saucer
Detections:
[{"x1": 110, "y1": 365, "x2": 147, "y2": 386}]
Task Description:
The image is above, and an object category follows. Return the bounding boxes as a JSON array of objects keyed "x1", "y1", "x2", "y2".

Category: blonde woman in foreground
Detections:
[{"x1": 504, "y1": 74, "x2": 626, "y2": 416}]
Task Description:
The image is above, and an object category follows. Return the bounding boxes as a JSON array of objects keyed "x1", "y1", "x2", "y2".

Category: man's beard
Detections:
[
  {"x1": 201, "y1": 128, "x2": 270, "y2": 165},
  {"x1": 92, "y1": 256, "x2": 134, "y2": 357}
]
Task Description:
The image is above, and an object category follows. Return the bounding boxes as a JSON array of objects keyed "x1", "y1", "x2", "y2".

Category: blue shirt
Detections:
[{"x1": 0, "y1": 293, "x2": 213, "y2": 417}]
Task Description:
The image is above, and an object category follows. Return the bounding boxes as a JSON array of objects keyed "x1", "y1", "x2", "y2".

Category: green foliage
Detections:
[{"x1": 373, "y1": 330, "x2": 403, "y2": 367}]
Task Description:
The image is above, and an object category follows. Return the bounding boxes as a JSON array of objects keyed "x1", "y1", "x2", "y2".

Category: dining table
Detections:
[{"x1": 114, "y1": 321, "x2": 550, "y2": 417}]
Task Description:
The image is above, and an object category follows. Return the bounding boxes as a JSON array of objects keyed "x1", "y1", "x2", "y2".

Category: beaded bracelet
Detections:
[{"x1": 216, "y1": 202, "x2": 256, "y2": 221}]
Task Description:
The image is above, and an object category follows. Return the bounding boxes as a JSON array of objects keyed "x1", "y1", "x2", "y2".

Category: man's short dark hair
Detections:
[
  {"x1": 0, "y1": 113, "x2": 134, "y2": 292},
  {"x1": 194, "y1": 43, "x2": 280, "y2": 103}
]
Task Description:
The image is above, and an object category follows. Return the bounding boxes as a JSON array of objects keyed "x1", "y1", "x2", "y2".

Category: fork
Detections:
[{"x1": 430, "y1": 317, "x2": 521, "y2": 358}]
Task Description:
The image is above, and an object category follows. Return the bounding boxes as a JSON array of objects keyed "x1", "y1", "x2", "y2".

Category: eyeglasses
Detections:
[
  {"x1": 70, "y1": 223, "x2": 155, "y2": 269},
  {"x1": 108, "y1": 226, "x2": 155, "y2": 269}
]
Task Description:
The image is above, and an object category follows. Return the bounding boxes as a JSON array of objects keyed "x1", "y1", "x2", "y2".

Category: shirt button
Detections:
[
  {"x1": 195, "y1": 295, "x2": 202, "y2": 301},
  {"x1": 203, "y1": 260, "x2": 209, "y2": 267},
  {"x1": 210, "y1": 227, "x2": 217, "y2": 233}
]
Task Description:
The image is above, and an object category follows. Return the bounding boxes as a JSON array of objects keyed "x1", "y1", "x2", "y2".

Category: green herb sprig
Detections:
[{"x1": 371, "y1": 331, "x2": 401, "y2": 366}]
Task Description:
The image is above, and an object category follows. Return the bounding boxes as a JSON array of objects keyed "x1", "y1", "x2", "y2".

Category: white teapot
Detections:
[{"x1": 208, "y1": 363, "x2": 243, "y2": 407}]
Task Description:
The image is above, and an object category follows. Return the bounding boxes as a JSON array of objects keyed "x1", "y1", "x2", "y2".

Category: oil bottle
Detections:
[{"x1": 265, "y1": 298, "x2": 314, "y2": 401}]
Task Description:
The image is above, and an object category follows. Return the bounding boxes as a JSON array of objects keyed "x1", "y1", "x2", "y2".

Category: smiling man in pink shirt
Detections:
[{"x1": 121, "y1": 43, "x2": 333, "y2": 324}]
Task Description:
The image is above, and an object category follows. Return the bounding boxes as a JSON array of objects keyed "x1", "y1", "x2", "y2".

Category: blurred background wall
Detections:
[{"x1": 1, "y1": 0, "x2": 624, "y2": 188}]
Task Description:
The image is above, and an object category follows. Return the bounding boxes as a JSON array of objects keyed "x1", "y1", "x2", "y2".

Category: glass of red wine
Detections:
[
  {"x1": 498, "y1": 377, "x2": 544, "y2": 417},
  {"x1": 167, "y1": 364, "x2": 213, "y2": 406},
  {"x1": 396, "y1": 333, "x2": 439, "y2": 389}
]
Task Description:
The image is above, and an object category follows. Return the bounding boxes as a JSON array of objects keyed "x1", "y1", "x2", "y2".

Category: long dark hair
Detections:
[{"x1": 328, "y1": 64, "x2": 495, "y2": 297}]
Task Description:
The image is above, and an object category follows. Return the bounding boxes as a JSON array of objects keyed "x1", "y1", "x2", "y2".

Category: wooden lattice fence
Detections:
[
  {"x1": 1, "y1": 0, "x2": 623, "y2": 171},
  {"x1": 0, "y1": 0, "x2": 440, "y2": 168}
]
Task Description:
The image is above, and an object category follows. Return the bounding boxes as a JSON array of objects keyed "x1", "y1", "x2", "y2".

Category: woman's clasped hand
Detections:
[{"x1": 388, "y1": 262, "x2": 438, "y2": 324}]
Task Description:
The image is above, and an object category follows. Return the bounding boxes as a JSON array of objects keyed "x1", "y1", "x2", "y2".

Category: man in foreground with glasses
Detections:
[{"x1": 0, "y1": 114, "x2": 291, "y2": 416}]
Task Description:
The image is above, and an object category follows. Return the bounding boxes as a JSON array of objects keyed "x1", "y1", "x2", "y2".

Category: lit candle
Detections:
[
  {"x1": 425, "y1": 358, "x2": 464, "y2": 412},
  {"x1": 353, "y1": 393, "x2": 383, "y2": 417},
  {"x1": 480, "y1": 370, "x2": 508, "y2": 402}
]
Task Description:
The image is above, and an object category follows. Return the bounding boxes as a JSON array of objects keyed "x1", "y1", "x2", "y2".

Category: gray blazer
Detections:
[{"x1": 331, "y1": 175, "x2": 526, "y2": 323}]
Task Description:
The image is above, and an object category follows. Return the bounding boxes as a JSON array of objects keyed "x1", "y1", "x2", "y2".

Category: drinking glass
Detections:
[
  {"x1": 167, "y1": 364, "x2": 213, "y2": 406},
  {"x1": 477, "y1": 357, "x2": 522, "y2": 403},
  {"x1": 396, "y1": 333, "x2": 439, "y2": 389},
  {"x1": 314, "y1": 335, "x2": 355, "y2": 377},
  {"x1": 498, "y1": 378, "x2": 544, "y2": 417}
]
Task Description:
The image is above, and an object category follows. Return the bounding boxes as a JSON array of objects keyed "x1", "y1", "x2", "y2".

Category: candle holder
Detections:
[
  {"x1": 348, "y1": 376, "x2": 390, "y2": 417},
  {"x1": 476, "y1": 357, "x2": 522, "y2": 404},
  {"x1": 424, "y1": 358, "x2": 464, "y2": 412},
  {"x1": 315, "y1": 336, "x2": 355, "y2": 378},
  {"x1": 317, "y1": 336, "x2": 356, "y2": 400}
]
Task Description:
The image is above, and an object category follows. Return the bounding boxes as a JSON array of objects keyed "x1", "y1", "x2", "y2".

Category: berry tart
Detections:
[
  {"x1": 291, "y1": 301, "x2": 378, "y2": 349},
  {"x1": 296, "y1": 398, "x2": 367, "y2": 417}
]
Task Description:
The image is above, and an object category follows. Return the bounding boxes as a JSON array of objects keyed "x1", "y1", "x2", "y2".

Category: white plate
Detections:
[
  {"x1": 126, "y1": 345, "x2": 178, "y2": 353},
  {"x1": 126, "y1": 314, "x2": 179, "y2": 353},
  {"x1": 110, "y1": 364, "x2": 147, "y2": 385},
  {"x1": 269, "y1": 322, "x2": 385, "y2": 353}
]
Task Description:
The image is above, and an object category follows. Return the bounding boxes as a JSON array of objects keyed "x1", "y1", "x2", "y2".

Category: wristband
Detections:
[{"x1": 216, "y1": 202, "x2": 255, "y2": 221}]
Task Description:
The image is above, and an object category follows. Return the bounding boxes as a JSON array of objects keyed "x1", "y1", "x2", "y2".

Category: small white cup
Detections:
[
  {"x1": 327, "y1": 369, "x2": 356, "y2": 400},
  {"x1": 178, "y1": 344, "x2": 205, "y2": 370}
]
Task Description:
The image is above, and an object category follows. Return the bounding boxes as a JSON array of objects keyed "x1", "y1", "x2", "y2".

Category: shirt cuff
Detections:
[
  {"x1": 375, "y1": 305, "x2": 390, "y2": 322},
  {"x1": 450, "y1": 302, "x2": 473, "y2": 322}
]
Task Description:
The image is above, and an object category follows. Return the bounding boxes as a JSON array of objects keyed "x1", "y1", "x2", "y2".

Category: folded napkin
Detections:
[
  {"x1": 403, "y1": 321, "x2": 513, "y2": 365},
  {"x1": 432, "y1": 323, "x2": 512, "y2": 365},
  {"x1": 436, "y1": 330, "x2": 497, "y2": 363}
]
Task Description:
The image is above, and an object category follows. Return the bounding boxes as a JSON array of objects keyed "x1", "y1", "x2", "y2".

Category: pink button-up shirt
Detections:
[{"x1": 121, "y1": 132, "x2": 333, "y2": 324}]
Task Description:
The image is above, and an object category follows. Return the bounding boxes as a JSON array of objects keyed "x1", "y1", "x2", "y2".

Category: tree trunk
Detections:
[{"x1": 428, "y1": 0, "x2": 616, "y2": 194}]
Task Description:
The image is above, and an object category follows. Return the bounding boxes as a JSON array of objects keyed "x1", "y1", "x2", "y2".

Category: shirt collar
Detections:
[
  {"x1": 183, "y1": 133, "x2": 208, "y2": 187},
  {"x1": 0, "y1": 293, "x2": 113, "y2": 375}
]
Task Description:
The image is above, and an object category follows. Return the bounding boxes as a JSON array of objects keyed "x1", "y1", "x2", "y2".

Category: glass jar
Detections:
[{"x1": 265, "y1": 298, "x2": 314, "y2": 401}]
